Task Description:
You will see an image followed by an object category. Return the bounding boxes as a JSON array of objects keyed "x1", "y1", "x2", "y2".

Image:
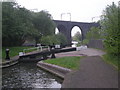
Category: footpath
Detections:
[{"x1": 55, "y1": 48, "x2": 119, "y2": 88}]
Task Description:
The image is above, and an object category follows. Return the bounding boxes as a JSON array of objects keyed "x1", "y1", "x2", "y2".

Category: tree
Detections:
[
  {"x1": 32, "y1": 11, "x2": 55, "y2": 36},
  {"x1": 55, "y1": 33, "x2": 67, "y2": 45},
  {"x1": 2, "y1": 2, "x2": 55, "y2": 47},
  {"x1": 31, "y1": 11, "x2": 55, "y2": 46},
  {"x1": 100, "y1": 2, "x2": 119, "y2": 56},
  {"x1": 41, "y1": 33, "x2": 67, "y2": 45},
  {"x1": 86, "y1": 27, "x2": 101, "y2": 40},
  {"x1": 41, "y1": 35, "x2": 59, "y2": 45},
  {"x1": 72, "y1": 31, "x2": 81, "y2": 41},
  {"x1": 2, "y1": 2, "x2": 35, "y2": 46}
]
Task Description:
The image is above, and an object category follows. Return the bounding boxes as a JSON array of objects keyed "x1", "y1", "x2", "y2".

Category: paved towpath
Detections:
[
  {"x1": 55, "y1": 48, "x2": 118, "y2": 88},
  {"x1": 62, "y1": 56, "x2": 118, "y2": 88},
  {"x1": 55, "y1": 48, "x2": 106, "y2": 57}
]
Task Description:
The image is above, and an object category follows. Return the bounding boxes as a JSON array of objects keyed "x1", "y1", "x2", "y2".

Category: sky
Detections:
[
  {"x1": 16, "y1": 0, "x2": 119, "y2": 36},
  {"x1": 16, "y1": 0, "x2": 119, "y2": 22}
]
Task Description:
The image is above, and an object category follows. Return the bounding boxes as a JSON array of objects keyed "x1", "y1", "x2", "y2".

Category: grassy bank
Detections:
[
  {"x1": 2, "y1": 46, "x2": 36, "y2": 59},
  {"x1": 102, "y1": 54, "x2": 119, "y2": 70},
  {"x1": 44, "y1": 56, "x2": 82, "y2": 70}
]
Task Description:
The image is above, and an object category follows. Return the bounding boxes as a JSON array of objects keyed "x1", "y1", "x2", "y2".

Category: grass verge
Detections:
[
  {"x1": 102, "y1": 54, "x2": 119, "y2": 70},
  {"x1": 2, "y1": 46, "x2": 36, "y2": 60},
  {"x1": 44, "y1": 56, "x2": 82, "y2": 70}
]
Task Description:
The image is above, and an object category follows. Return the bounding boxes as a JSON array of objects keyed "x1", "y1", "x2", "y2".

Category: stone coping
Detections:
[
  {"x1": 0, "y1": 59, "x2": 18, "y2": 68},
  {"x1": 1, "y1": 50, "x2": 40, "y2": 68},
  {"x1": 1, "y1": 56, "x2": 19, "y2": 68},
  {"x1": 37, "y1": 61, "x2": 71, "y2": 79}
]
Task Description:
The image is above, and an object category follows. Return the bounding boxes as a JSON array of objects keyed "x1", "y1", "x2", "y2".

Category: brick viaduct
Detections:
[{"x1": 53, "y1": 20, "x2": 100, "y2": 44}]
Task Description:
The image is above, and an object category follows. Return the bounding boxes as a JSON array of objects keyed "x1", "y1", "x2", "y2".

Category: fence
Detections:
[
  {"x1": 23, "y1": 46, "x2": 50, "y2": 55},
  {"x1": 88, "y1": 39, "x2": 104, "y2": 49}
]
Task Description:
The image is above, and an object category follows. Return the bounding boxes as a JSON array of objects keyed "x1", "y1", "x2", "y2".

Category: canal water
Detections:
[{"x1": 2, "y1": 62, "x2": 62, "y2": 88}]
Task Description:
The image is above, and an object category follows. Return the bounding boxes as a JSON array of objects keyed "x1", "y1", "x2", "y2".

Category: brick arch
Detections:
[
  {"x1": 70, "y1": 25, "x2": 83, "y2": 41},
  {"x1": 56, "y1": 24, "x2": 67, "y2": 35},
  {"x1": 53, "y1": 20, "x2": 100, "y2": 44},
  {"x1": 55, "y1": 24, "x2": 68, "y2": 42}
]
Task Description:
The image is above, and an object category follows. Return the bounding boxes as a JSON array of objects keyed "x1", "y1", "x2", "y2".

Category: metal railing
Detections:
[{"x1": 23, "y1": 46, "x2": 50, "y2": 55}]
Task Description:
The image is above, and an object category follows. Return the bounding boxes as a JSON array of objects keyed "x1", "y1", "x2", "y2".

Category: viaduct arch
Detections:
[{"x1": 53, "y1": 20, "x2": 100, "y2": 44}]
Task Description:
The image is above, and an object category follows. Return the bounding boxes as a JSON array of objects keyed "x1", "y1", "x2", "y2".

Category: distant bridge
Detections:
[{"x1": 53, "y1": 20, "x2": 100, "y2": 44}]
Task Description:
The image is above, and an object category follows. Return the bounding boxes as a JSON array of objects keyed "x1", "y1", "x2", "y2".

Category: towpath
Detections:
[{"x1": 55, "y1": 48, "x2": 118, "y2": 88}]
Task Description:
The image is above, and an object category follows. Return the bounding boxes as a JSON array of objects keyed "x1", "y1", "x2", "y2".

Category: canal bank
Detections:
[
  {"x1": 3, "y1": 48, "x2": 116, "y2": 88},
  {"x1": 2, "y1": 50, "x2": 65, "y2": 88},
  {"x1": 37, "y1": 48, "x2": 118, "y2": 88},
  {"x1": 37, "y1": 61, "x2": 71, "y2": 79},
  {"x1": 1, "y1": 49, "x2": 44, "y2": 68},
  {"x1": 1, "y1": 56, "x2": 19, "y2": 68},
  {"x1": 2, "y1": 62, "x2": 62, "y2": 88}
]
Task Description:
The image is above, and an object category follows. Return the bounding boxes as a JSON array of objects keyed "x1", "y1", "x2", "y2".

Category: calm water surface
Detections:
[{"x1": 2, "y1": 62, "x2": 62, "y2": 88}]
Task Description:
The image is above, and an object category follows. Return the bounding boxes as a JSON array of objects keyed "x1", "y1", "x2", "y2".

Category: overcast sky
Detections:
[
  {"x1": 16, "y1": 0, "x2": 119, "y2": 22},
  {"x1": 15, "y1": 0, "x2": 119, "y2": 36}
]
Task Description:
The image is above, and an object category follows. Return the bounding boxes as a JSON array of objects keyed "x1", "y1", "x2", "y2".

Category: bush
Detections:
[
  {"x1": 76, "y1": 41, "x2": 82, "y2": 46},
  {"x1": 55, "y1": 33, "x2": 67, "y2": 45},
  {"x1": 82, "y1": 39, "x2": 89, "y2": 45},
  {"x1": 102, "y1": 54, "x2": 119, "y2": 70},
  {"x1": 41, "y1": 33, "x2": 67, "y2": 45},
  {"x1": 100, "y1": 2, "x2": 119, "y2": 56},
  {"x1": 86, "y1": 27, "x2": 101, "y2": 40},
  {"x1": 41, "y1": 35, "x2": 59, "y2": 45}
]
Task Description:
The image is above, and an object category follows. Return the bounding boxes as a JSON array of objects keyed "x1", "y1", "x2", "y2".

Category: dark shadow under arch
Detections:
[{"x1": 56, "y1": 24, "x2": 67, "y2": 38}]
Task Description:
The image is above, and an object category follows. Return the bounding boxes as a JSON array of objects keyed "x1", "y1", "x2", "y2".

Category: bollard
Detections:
[
  {"x1": 51, "y1": 53, "x2": 56, "y2": 58},
  {"x1": 5, "y1": 49, "x2": 10, "y2": 60},
  {"x1": 60, "y1": 43, "x2": 63, "y2": 48},
  {"x1": 52, "y1": 43, "x2": 55, "y2": 49},
  {"x1": 51, "y1": 50, "x2": 56, "y2": 58},
  {"x1": 43, "y1": 54, "x2": 47, "y2": 60}
]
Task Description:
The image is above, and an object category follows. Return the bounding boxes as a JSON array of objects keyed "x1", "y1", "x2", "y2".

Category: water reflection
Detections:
[{"x1": 2, "y1": 62, "x2": 62, "y2": 88}]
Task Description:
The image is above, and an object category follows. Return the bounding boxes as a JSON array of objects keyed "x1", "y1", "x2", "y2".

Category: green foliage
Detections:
[
  {"x1": 102, "y1": 54, "x2": 119, "y2": 70},
  {"x1": 2, "y1": 2, "x2": 55, "y2": 47},
  {"x1": 86, "y1": 27, "x2": 101, "y2": 40},
  {"x1": 31, "y1": 11, "x2": 56, "y2": 46},
  {"x1": 44, "y1": 56, "x2": 81, "y2": 70},
  {"x1": 55, "y1": 33, "x2": 67, "y2": 45},
  {"x1": 72, "y1": 31, "x2": 81, "y2": 41},
  {"x1": 82, "y1": 39, "x2": 89, "y2": 45},
  {"x1": 100, "y1": 2, "x2": 119, "y2": 56},
  {"x1": 85, "y1": 26, "x2": 102, "y2": 46},
  {"x1": 2, "y1": 2, "x2": 35, "y2": 46},
  {"x1": 32, "y1": 11, "x2": 55, "y2": 36},
  {"x1": 41, "y1": 35, "x2": 59, "y2": 45},
  {"x1": 76, "y1": 41, "x2": 82, "y2": 46},
  {"x1": 72, "y1": 31, "x2": 82, "y2": 46},
  {"x1": 41, "y1": 33, "x2": 67, "y2": 45},
  {"x1": 2, "y1": 46, "x2": 34, "y2": 59}
]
